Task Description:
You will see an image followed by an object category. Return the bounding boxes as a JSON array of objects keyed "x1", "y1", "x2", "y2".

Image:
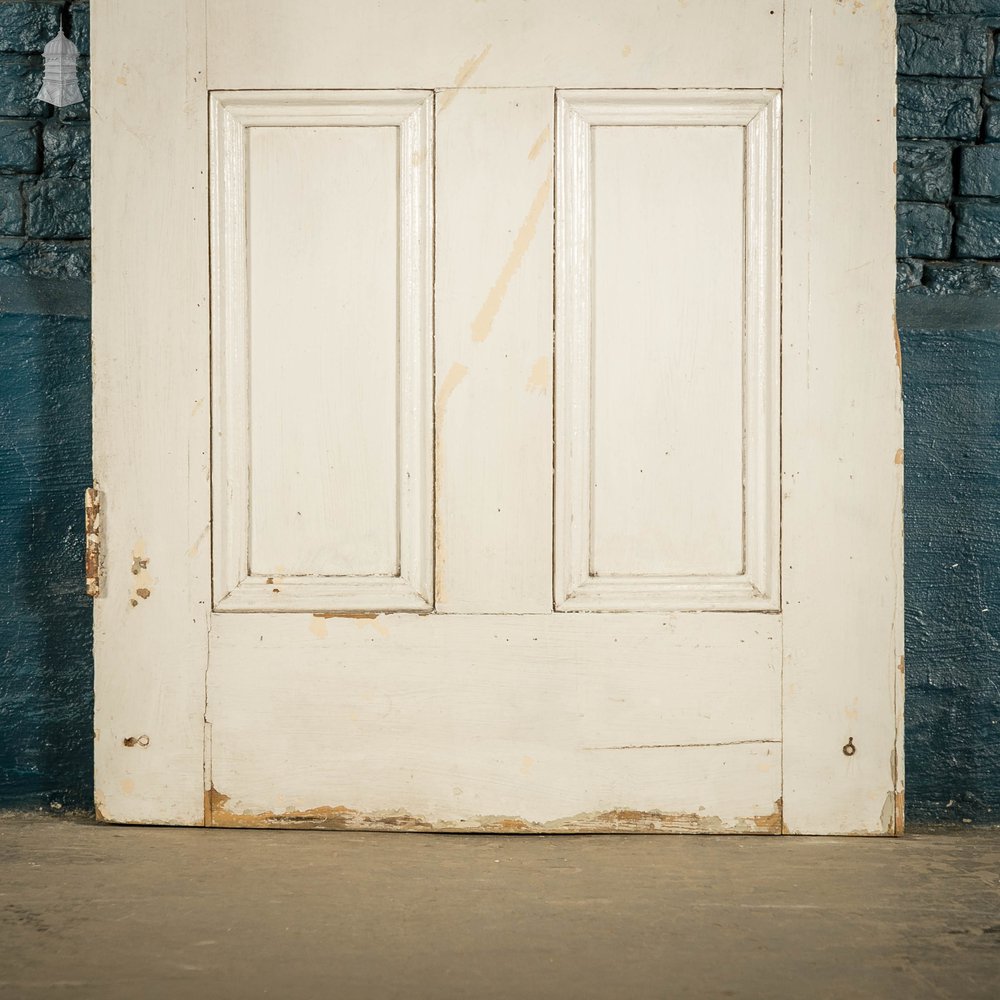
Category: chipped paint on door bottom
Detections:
[{"x1": 206, "y1": 787, "x2": 782, "y2": 835}]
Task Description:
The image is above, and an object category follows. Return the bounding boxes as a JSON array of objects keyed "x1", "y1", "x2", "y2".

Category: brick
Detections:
[
  {"x1": 0, "y1": 55, "x2": 46, "y2": 117},
  {"x1": 0, "y1": 118, "x2": 39, "y2": 172},
  {"x1": 898, "y1": 78, "x2": 983, "y2": 139},
  {"x1": 959, "y1": 143, "x2": 1000, "y2": 194},
  {"x1": 24, "y1": 179, "x2": 89, "y2": 238},
  {"x1": 42, "y1": 122, "x2": 88, "y2": 177},
  {"x1": 0, "y1": 2, "x2": 61, "y2": 54},
  {"x1": 985, "y1": 100, "x2": 1000, "y2": 139},
  {"x1": 0, "y1": 236, "x2": 90, "y2": 279},
  {"x1": 956, "y1": 201, "x2": 1000, "y2": 256},
  {"x1": 897, "y1": 258, "x2": 925, "y2": 291},
  {"x1": 897, "y1": 19, "x2": 990, "y2": 77},
  {"x1": 922, "y1": 260, "x2": 1000, "y2": 291},
  {"x1": 0, "y1": 176, "x2": 24, "y2": 235},
  {"x1": 898, "y1": 201, "x2": 954, "y2": 258},
  {"x1": 918, "y1": 2, "x2": 1000, "y2": 14},
  {"x1": 898, "y1": 141, "x2": 955, "y2": 201}
]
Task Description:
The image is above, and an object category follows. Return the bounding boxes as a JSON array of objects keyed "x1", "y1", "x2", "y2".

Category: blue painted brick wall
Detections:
[
  {"x1": 900, "y1": 305, "x2": 1000, "y2": 825},
  {"x1": 0, "y1": 0, "x2": 91, "y2": 811},
  {"x1": 898, "y1": 0, "x2": 1000, "y2": 287},
  {"x1": 897, "y1": 1, "x2": 1000, "y2": 825}
]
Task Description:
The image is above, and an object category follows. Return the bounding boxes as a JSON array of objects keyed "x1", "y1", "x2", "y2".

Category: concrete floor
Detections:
[{"x1": 1, "y1": 816, "x2": 999, "y2": 999}]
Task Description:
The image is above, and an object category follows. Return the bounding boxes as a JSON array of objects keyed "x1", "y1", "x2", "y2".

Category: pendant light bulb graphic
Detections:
[{"x1": 37, "y1": 25, "x2": 83, "y2": 108}]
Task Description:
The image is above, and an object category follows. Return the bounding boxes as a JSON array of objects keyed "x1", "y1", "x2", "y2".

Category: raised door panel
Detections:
[
  {"x1": 555, "y1": 91, "x2": 781, "y2": 612},
  {"x1": 591, "y1": 124, "x2": 745, "y2": 578},
  {"x1": 210, "y1": 92, "x2": 434, "y2": 612},
  {"x1": 207, "y1": 612, "x2": 782, "y2": 833},
  {"x1": 247, "y1": 125, "x2": 398, "y2": 579}
]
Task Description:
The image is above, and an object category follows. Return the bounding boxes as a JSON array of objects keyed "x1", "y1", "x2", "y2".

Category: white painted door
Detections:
[{"x1": 92, "y1": 0, "x2": 903, "y2": 835}]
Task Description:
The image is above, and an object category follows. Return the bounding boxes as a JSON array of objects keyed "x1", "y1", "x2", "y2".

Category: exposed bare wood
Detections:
[
  {"x1": 208, "y1": 785, "x2": 783, "y2": 835},
  {"x1": 84, "y1": 487, "x2": 101, "y2": 598}
]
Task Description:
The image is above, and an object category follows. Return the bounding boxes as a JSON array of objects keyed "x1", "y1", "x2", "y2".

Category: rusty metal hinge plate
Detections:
[{"x1": 85, "y1": 487, "x2": 102, "y2": 598}]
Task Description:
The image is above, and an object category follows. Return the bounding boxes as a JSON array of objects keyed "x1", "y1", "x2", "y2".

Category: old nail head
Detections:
[{"x1": 842, "y1": 737, "x2": 856, "y2": 757}]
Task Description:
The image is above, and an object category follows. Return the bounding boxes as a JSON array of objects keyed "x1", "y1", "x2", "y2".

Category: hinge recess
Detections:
[{"x1": 85, "y1": 486, "x2": 102, "y2": 598}]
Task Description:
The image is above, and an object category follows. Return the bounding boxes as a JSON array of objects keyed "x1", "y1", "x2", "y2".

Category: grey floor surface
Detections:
[{"x1": 1, "y1": 814, "x2": 999, "y2": 999}]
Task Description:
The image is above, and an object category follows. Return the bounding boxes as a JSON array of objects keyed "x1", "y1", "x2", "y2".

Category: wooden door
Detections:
[{"x1": 92, "y1": 0, "x2": 903, "y2": 835}]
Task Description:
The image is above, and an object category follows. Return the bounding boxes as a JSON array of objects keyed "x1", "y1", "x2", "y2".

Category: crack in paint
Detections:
[{"x1": 583, "y1": 739, "x2": 781, "y2": 751}]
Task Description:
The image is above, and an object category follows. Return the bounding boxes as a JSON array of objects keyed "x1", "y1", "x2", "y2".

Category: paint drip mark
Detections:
[
  {"x1": 436, "y1": 362, "x2": 469, "y2": 418},
  {"x1": 525, "y1": 355, "x2": 551, "y2": 394},
  {"x1": 471, "y1": 171, "x2": 552, "y2": 343},
  {"x1": 528, "y1": 125, "x2": 551, "y2": 161},
  {"x1": 129, "y1": 542, "x2": 154, "y2": 608},
  {"x1": 437, "y1": 45, "x2": 493, "y2": 114}
]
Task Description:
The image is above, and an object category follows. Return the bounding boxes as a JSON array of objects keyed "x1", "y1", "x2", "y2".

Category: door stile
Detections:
[
  {"x1": 780, "y1": 1, "x2": 903, "y2": 835},
  {"x1": 92, "y1": 0, "x2": 211, "y2": 825}
]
